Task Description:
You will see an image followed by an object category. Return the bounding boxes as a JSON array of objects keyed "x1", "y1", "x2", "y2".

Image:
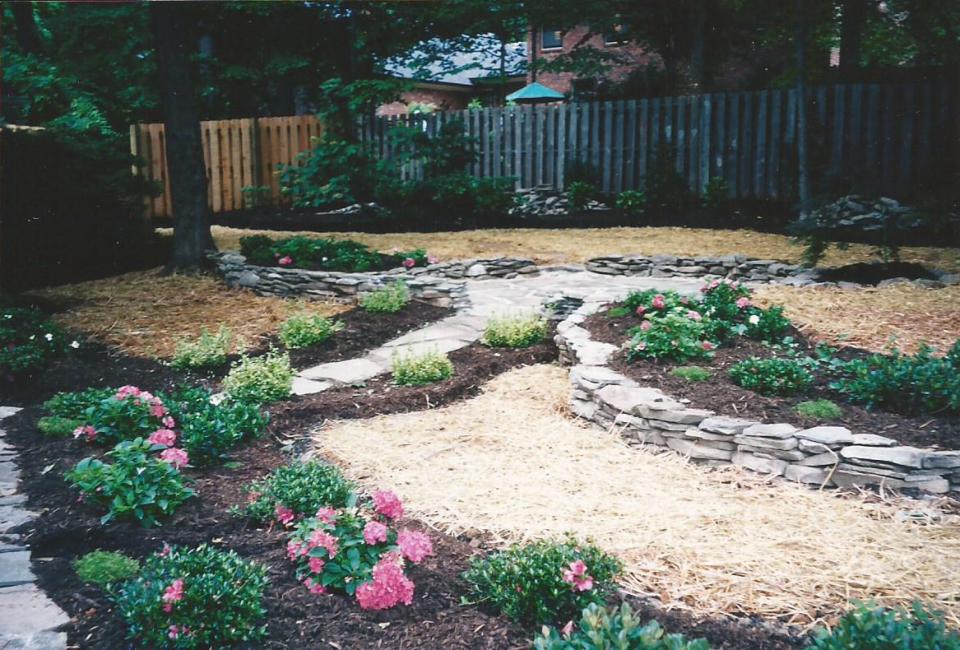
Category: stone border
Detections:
[{"x1": 553, "y1": 302, "x2": 960, "y2": 494}]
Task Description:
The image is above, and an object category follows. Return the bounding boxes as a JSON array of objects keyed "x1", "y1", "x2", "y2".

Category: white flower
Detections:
[
  {"x1": 44, "y1": 333, "x2": 54, "y2": 341},
  {"x1": 70, "y1": 340, "x2": 80, "y2": 349},
  {"x1": 748, "y1": 314, "x2": 760, "y2": 325}
]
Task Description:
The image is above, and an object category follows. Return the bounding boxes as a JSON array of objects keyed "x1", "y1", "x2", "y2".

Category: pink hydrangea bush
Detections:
[{"x1": 74, "y1": 385, "x2": 172, "y2": 446}]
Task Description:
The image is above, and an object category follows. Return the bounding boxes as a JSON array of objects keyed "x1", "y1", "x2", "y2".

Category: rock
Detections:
[
  {"x1": 0, "y1": 551, "x2": 33, "y2": 588},
  {"x1": 734, "y1": 435, "x2": 798, "y2": 451},
  {"x1": 840, "y1": 445, "x2": 926, "y2": 469},
  {"x1": 732, "y1": 452, "x2": 787, "y2": 476},
  {"x1": 465, "y1": 263, "x2": 487, "y2": 277},
  {"x1": 642, "y1": 408, "x2": 713, "y2": 425},
  {"x1": 595, "y1": 385, "x2": 661, "y2": 414},
  {"x1": 570, "y1": 400, "x2": 598, "y2": 420},
  {"x1": 784, "y1": 465, "x2": 833, "y2": 485},
  {"x1": 235, "y1": 270, "x2": 260, "y2": 287},
  {"x1": 699, "y1": 416, "x2": 759, "y2": 436},
  {"x1": 796, "y1": 426, "x2": 854, "y2": 446},
  {"x1": 300, "y1": 357, "x2": 385, "y2": 385},
  {"x1": 741, "y1": 423, "x2": 798, "y2": 439},
  {"x1": 924, "y1": 452, "x2": 960, "y2": 469},
  {"x1": 569, "y1": 365, "x2": 629, "y2": 392},
  {"x1": 797, "y1": 451, "x2": 841, "y2": 467},
  {"x1": 798, "y1": 439, "x2": 832, "y2": 454},
  {"x1": 850, "y1": 433, "x2": 898, "y2": 447},
  {"x1": 666, "y1": 438, "x2": 734, "y2": 461}
]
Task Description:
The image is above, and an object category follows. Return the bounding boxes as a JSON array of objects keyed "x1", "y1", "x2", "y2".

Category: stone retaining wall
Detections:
[
  {"x1": 400, "y1": 257, "x2": 539, "y2": 280},
  {"x1": 554, "y1": 302, "x2": 960, "y2": 494},
  {"x1": 585, "y1": 255, "x2": 812, "y2": 284}
]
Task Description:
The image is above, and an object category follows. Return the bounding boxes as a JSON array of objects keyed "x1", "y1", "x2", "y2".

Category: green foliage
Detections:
[
  {"x1": 242, "y1": 461, "x2": 356, "y2": 522},
  {"x1": 624, "y1": 289, "x2": 689, "y2": 317},
  {"x1": 278, "y1": 312, "x2": 343, "y2": 349},
  {"x1": 483, "y1": 313, "x2": 548, "y2": 348},
  {"x1": 171, "y1": 326, "x2": 233, "y2": 370},
  {"x1": 0, "y1": 306, "x2": 71, "y2": 378},
  {"x1": 240, "y1": 234, "x2": 387, "y2": 272},
  {"x1": 43, "y1": 386, "x2": 114, "y2": 420},
  {"x1": 279, "y1": 137, "x2": 386, "y2": 210},
  {"x1": 66, "y1": 438, "x2": 195, "y2": 526},
  {"x1": 567, "y1": 181, "x2": 599, "y2": 210},
  {"x1": 671, "y1": 366, "x2": 712, "y2": 382},
  {"x1": 831, "y1": 341, "x2": 960, "y2": 416},
  {"x1": 565, "y1": 159, "x2": 601, "y2": 188},
  {"x1": 360, "y1": 282, "x2": 410, "y2": 314},
  {"x1": 745, "y1": 305, "x2": 792, "y2": 343},
  {"x1": 606, "y1": 306, "x2": 631, "y2": 318},
  {"x1": 628, "y1": 314, "x2": 715, "y2": 363},
  {"x1": 38, "y1": 416, "x2": 84, "y2": 437},
  {"x1": 113, "y1": 544, "x2": 268, "y2": 649},
  {"x1": 729, "y1": 357, "x2": 814, "y2": 396},
  {"x1": 795, "y1": 234, "x2": 832, "y2": 269},
  {"x1": 164, "y1": 386, "x2": 268, "y2": 467},
  {"x1": 697, "y1": 280, "x2": 754, "y2": 342},
  {"x1": 700, "y1": 176, "x2": 729, "y2": 210},
  {"x1": 74, "y1": 550, "x2": 140, "y2": 586},
  {"x1": 391, "y1": 119, "x2": 476, "y2": 178},
  {"x1": 535, "y1": 602, "x2": 710, "y2": 650},
  {"x1": 222, "y1": 351, "x2": 294, "y2": 404},
  {"x1": 806, "y1": 601, "x2": 960, "y2": 650},
  {"x1": 464, "y1": 538, "x2": 622, "y2": 627},
  {"x1": 239, "y1": 234, "x2": 275, "y2": 261},
  {"x1": 616, "y1": 189, "x2": 646, "y2": 215},
  {"x1": 644, "y1": 144, "x2": 691, "y2": 210},
  {"x1": 795, "y1": 399, "x2": 843, "y2": 419},
  {"x1": 75, "y1": 389, "x2": 167, "y2": 445},
  {"x1": 391, "y1": 349, "x2": 454, "y2": 386}
]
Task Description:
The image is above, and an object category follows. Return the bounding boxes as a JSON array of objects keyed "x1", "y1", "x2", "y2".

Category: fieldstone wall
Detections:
[
  {"x1": 554, "y1": 301, "x2": 960, "y2": 494},
  {"x1": 400, "y1": 257, "x2": 539, "y2": 280}
]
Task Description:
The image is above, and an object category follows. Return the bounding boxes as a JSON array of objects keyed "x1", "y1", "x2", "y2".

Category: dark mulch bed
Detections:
[
  {"x1": 817, "y1": 261, "x2": 938, "y2": 285},
  {"x1": 583, "y1": 309, "x2": 960, "y2": 449}
]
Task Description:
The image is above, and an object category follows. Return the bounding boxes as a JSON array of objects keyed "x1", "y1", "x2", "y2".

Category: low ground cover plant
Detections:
[
  {"x1": 0, "y1": 305, "x2": 75, "y2": 379},
  {"x1": 278, "y1": 311, "x2": 343, "y2": 349},
  {"x1": 464, "y1": 538, "x2": 622, "y2": 626},
  {"x1": 74, "y1": 550, "x2": 140, "y2": 586},
  {"x1": 242, "y1": 461, "x2": 356, "y2": 523},
  {"x1": 171, "y1": 326, "x2": 233, "y2": 369},
  {"x1": 113, "y1": 544, "x2": 268, "y2": 648},
  {"x1": 67, "y1": 438, "x2": 195, "y2": 526},
  {"x1": 795, "y1": 399, "x2": 843, "y2": 419},
  {"x1": 483, "y1": 312, "x2": 549, "y2": 348},
  {"x1": 616, "y1": 189, "x2": 646, "y2": 215},
  {"x1": 222, "y1": 351, "x2": 294, "y2": 404},
  {"x1": 391, "y1": 349, "x2": 454, "y2": 386},
  {"x1": 360, "y1": 281, "x2": 410, "y2": 313},
  {"x1": 535, "y1": 602, "x2": 710, "y2": 649},
  {"x1": 729, "y1": 357, "x2": 815, "y2": 396},
  {"x1": 806, "y1": 601, "x2": 960, "y2": 649},
  {"x1": 671, "y1": 366, "x2": 712, "y2": 382}
]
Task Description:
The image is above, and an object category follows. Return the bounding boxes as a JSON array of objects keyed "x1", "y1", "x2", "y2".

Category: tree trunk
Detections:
[
  {"x1": 11, "y1": 2, "x2": 43, "y2": 55},
  {"x1": 689, "y1": 0, "x2": 707, "y2": 92},
  {"x1": 151, "y1": 2, "x2": 215, "y2": 272},
  {"x1": 796, "y1": 0, "x2": 811, "y2": 219},
  {"x1": 838, "y1": 0, "x2": 866, "y2": 78}
]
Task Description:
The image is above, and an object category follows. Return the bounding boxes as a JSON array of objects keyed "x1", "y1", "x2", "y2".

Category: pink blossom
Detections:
[
  {"x1": 278, "y1": 256, "x2": 293, "y2": 266},
  {"x1": 736, "y1": 297, "x2": 752, "y2": 309},
  {"x1": 397, "y1": 529, "x2": 433, "y2": 563},
  {"x1": 315, "y1": 507, "x2": 337, "y2": 525},
  {"x1": 159, "y1": 447, "x2": 189, "y2": 469},
  {"x1": 634, "y1": 341, "x2": 646, "y2": 351},
  {"x1": 115, "y1": 385, "x2": 141, "y2": 399},
  {"x1": 373, "y1": 490, "x2": 404, "y2": 520},
  {"x1": 680, "y1": 296, "x2": 689, "y2": 305},
  {"x1": 73, "y1": 425, "x2": 97, "y2": 443},
  {"x1": 308, "y1": 556, "x2": 326, "y2": 574},
  {"x1": 162, "y1": 415, "x2": 176, "y2": 428},
  {"x1": 561, "y1": 620, "x2": 575, "y2": 637},
  {"x1": 640, "y1": 320, "x2": 652, "y2": 331},
  {"x1": 162, "y1": 578, "x2": 184, "y2": 612},
  {"x1": 286, "y1": 540, "x2": 303, "y2": 561},
  {"x1": 355, "y1": 553, "x2": 414, "y2": 610},
  {"x1": 159, "y1": 542, "x2": 172, "y2": 558},
  {"x1": 561, "y1": 560, "x2": 594, "y2": 592},
  {"x1": 168, "y1": 625, "x2": 181, "y2": 639},
  {"x1": 139, "y1": 391, "x2": 156, "y2": 403},
  {"x1": 363, "y1": 520, "x2": 389, "y2": 545},
  {"x1": 308, "y1": 529, "x2": 339, "y2": 558},
  {"x1": 402, "y1": 257, "x2": 416, "y2": 269},
  {"x1": 148, "y1": 428, "x2": 177, "y2": 447},
  {"x1": 651, "y1": 294, "x2": 666, "y2": 309},
  {"x1": 687, "y1": 310, "x2": 702, "y2": 321},
  {"x1": 150, "y1": 402, "x2": 167, "y2": 418},
  {"x1": 304, "y1": 577, "x2": 327, "y2": 595},
  {"x1": 702, "y1": 341, "x2": 715, "y2": 351},
  {"x1": 427, "y1": 254, "x2": 438, "y2": 265},
  {"x1": 275, "y1": 505, "x2": 295, "y2": 526},
  {"x1": 635, "y1": 306, "x2": 646, "y2": 316}
]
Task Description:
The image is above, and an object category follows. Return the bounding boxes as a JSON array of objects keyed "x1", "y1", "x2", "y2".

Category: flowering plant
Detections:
[
  {"x1": 111, "y1": 544, "x2": 268, "y2": 649},
  {"x1": 242, "y1": 461, "x2": 356, "y2": 523},
  {"x1": 73, "y1": 385, "x2": 173, "y2": 445},
  {"x1": 627, "y1": 314, "x2": 716, "y2": 363},
  {"x1": 0, "y1": 306, "x2": 73, "y2": 379}
]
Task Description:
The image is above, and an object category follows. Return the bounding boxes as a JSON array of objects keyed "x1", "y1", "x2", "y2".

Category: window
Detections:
[
  {"x1": 541, "y1": 26, "x2": 563, "y2": 50},
  {"x1": 604, "y1": 23, "x2": 628, "y2": 45}
]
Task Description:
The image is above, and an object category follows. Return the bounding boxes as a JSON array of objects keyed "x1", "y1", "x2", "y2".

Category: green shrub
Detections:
[
  {"x1": 71, "y1": 387, "x2": 171, "y2": 446},
  {"x1": 535, "y1": 602, "x2": 710, "y2": 649},
  {"x1": 729, "y1": 357, "x2": 814, "y2": 396},
  {"x1": 795, "y1": 399, "x2": 843, "y2": 419},
  {"x1": 567, "y1": 181, "x2": 598, "y2": 210},
  {"x1": 278, "y1": 312, "x2": 343, "y2": 349},
  {"x1": 171, "y1": 326, "x2": 233, "y2": 369},
  {"x1": 74, "y1": 550, "x2": 140, "y2": 586},
  {"x1": 239, "y1": 234, "x2": 275, "y2": 262},
  {"x1": 222, "y1": 351, "x2": 294, "y2": 404},
  {"x1": 628, "y1": 314, "x2": 716, "y2": 363},
  {"x1": 164, "y1": 386, "x2": 268, "y2": 467},
  {"x1": 483, "y1": 313, "x2": 548, "y2": 348},
  {"x1": 391, "y1": 349, "x2": 454, "y2": 386},
  {"x1": 831, "y1": 342, "x2": 960, "y2": 416},
  {"x1": 279, "y1": 137, "x2": 385, "y2": 210},
  {"x1": 806, "y1": 601, "x2": 960, "y2": 650},
  {"x1": 113, "y1": 544, "x2": 268, "y2": 648},
  {"x1": 66, "y1": 438, "x2": 195, "y2": 526},
  {"x1": 360, "y1": 281, "x2": 411, "y2": 313},
  {"x1": 745, "y1": 305, "x2": 792, "y2": 343},
  {"x1": 242, "y1": 461, "x2": 356, "y2": 522},
  {"x1": 698, "y1": 279, "x2": 754, "y2": 341},
  {"x1": 43, "y1": 386, "x2": 114, "y2": 420},
  {"x1": 0, "y1": 306, "x2": 72, "y2": 378},
  {"x1": 38, "y1": 415, "x2": 84, "y2": 437},
  {"x1": 701, "y1": 176, "x2": 729, "y2": 210},
  {"x1": 671, "y1": 366, "x2": 712, "y2": 382},
  {"x1": 464, "y1": 538, "x2": 622, "y2": 626},
  {"x1": 616, "y1": 189, "x2": 647, "y2": 215},
  {"x1": 623, "y1": 289, "x2": 689, "y2": 318},
  {"x1": 606, "y1": 306, "x2": 631, "y2": 318}
]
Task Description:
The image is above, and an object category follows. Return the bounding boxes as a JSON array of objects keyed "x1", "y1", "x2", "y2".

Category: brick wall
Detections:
[{"x1": 376, "y1": 88, "x2": 473, "y2": 117}]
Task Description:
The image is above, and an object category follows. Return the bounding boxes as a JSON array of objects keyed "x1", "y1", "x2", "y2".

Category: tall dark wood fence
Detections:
[{"x1": 358, "y1": 79, "x2": 957, "y2": 201}]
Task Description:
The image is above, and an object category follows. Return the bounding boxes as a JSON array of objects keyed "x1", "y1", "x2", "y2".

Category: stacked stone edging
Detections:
[
  {"x1": 397, "y1": 257, "x2": 539, "y2": 280},
  {"x1": 554, "y1": 302, "x2": 960, "y2": 494}
]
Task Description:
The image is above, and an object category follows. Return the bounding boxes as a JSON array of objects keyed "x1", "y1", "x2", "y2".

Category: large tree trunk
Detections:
[
  {"x1": 689, "y1": 0, "x2": 708, "y2": 92},
  {"x1": 796, "y1": 0, "x2": 811, "y2": 219},
  {"x1": 11, "y1": 2, "x2": 43, "y2": 55},
  {"x1": 838, "y1": 0, "x2": 866, "y2": 78},
  {"x1": 151, "y1": 2, "x2": 215, "y2": 272}
]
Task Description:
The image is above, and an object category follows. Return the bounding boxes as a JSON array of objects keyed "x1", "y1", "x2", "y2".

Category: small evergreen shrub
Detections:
[
  {"x1": 606, "y1": 306, "x2": 631, "y2": 318},
  {"x1": 278, "y1": 312, "x2": 343, "y2": 349},
  {"x1": 360, "y1": 282, "x2": 411, "y2": 313},
  {"x1": 795, "y1": 399, "x2": 843, "y2": 419},
  {"x1": 628, "y1": 314, "x2": 716, "y2": 363},
  {"x1": 38, "y1": 415, "x2": 84, "y2": 437},
  {"x1": 222, "y1": 351, "x2": 294, "y2": 404},
  {"x1": 164, "y1": 386, "x2": 268, "y2": 467},
  {"x1": 671, "y1": 366, "x2": 712, "y2": 382},
  {"x1": 567, "y1": 181, "x2": 598, "y2": 210},
  {"x1": 171, "y1": 326, "x2": 233, "y2": 369},
  {"x1": 391, "y1": 349, "x2": 454, "y2": 386},
  {"x1": 464, "y1": 538, "x2": 622, "y2": 626},
  {"x1": 66, "y1": 438, "x2": 195, "y2": 526},
  {"x1": 624, "y1": 289, "x2": 688, "y2": 318},
  {"x1": 729, "y1": 357, "x2": 814, "y2": 396},
  {"x1": 0, "y1": 306, "x2": 73, "y2": 378},
  {"x1": 806, "y1": 601, "x2": 960, "y2": 650},
  {"x1": 745, "y1": 305, "x2": 792, "y2": 343},
  {"x1": 112, "y1": 544, "x2": 268, "y2": 648},
  {"x1": 242, "y1": 461, "x2": 355, "y2": 523},
  {"x1": 74, "y1": 550, "x2": 140, "y2": 586},
  {"x1": 483, "y1": 312, "x2": 548, "y2": 348},
  {"x1": 616, "y1": 189, "x2": 646, "y2": 215},
  {"x1": 535, "y1": 602, "x2": 710, "y2": 649}
]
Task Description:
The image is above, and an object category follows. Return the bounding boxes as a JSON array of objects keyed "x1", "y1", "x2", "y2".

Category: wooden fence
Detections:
[
  {"x1": 130, "y1": 115, "x2": 323, "y2": 219},
  {"x1": 358, "y1": 79, "x2": 957, "y2": 201}
]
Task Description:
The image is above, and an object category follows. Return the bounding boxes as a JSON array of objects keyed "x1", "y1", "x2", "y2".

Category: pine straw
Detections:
[
  {"x1": 30, "y1": 268, "x2": 345, "y2": 359},
  {"x1": 180, "y1": 225, "x2": 960, "y2": 271},
  {"x1": 313, "y1": 364, "x2": 960, "y2": 629},
  {"x1": 755, "y1": 284, "x2": 960, "y2": 354}
]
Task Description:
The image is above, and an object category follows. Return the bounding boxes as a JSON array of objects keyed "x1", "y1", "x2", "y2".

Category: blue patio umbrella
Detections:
[{"x1": 505, "y1": 82, "x2": 565, "y2": 104}]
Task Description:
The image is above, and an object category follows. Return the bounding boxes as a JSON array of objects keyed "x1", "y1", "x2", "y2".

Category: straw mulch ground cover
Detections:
[{"x1": 314, "y1": 364, "x2": 960, "y2": 630}]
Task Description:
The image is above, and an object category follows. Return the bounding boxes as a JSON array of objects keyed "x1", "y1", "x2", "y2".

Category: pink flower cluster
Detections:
[
  {"x1": 561, "y1": 560, "x2": 594, "y2": 592},
  {"x1": 397, "y1": 529, "x2": 433, "y2": 563},
  {"x1": 278, "y1": 255, "x2": 293, "y2": 266},
  {"x1": 363, "y1": 520, "x2": 388, "y2": 545},
  {"x1": 162, "y1": 578, "x2": 184, "y2": 613},
  {"x1": 373, "y1": 490, "x2": 404, "y2": 520},
  {"x1": 402, "y1": 257, "x2": 416, "y2": 269},
  {"x1": 275, "y1": 505, "x2": 295, "y2": 526},
  {"x1": 168, "y1": 624, "x2": 191, "y2": 640},
  {"x1": 651, "y1": 294, "x2": 666, "y2": 309},
  {"x1": 73, "y1": 425, "x2": 97, "y2": 443},
  {"x1": 148, "y1": 428, "x2": 177, "y2": 447},
  {"x1": 700, "y1": 278, "x2": 742, "y2": 293},
  {"x1": 159, "y1": 447, "x2": 190, "y2": 469},
  {"x1": 355, "y1": 553, "x2": 415, "y2": 610},
  {"x1": 736, "y1": 296, "x2": 752, "y2": 309}
]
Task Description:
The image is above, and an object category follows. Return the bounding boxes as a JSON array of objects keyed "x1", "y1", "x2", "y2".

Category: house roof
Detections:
[{"x1": 505, "y1": 82, "x2": 565, "y2": 103}]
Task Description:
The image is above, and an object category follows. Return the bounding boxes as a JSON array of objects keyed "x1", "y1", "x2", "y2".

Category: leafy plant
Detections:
[
  {"x1": 66, "y1": 438, "x2": 195, "y2": 526},
  {"x1": 745, "y1": 305, "x2": 792, "y2": 343},
  {"x1": 535, "y1": 602, "x2": 710, "y2": 649},
  {"x1": 806, "y1": 601, "x2": 960, "y2": 650},
  {"x1": 112, "y1": 544, "x2": 268, "y2": 649},
  {"x1": 483, "y1": 313, "x2": 549, "y2": 348},
  {"x1": 616, "y1": 189, "x2": 646, "y2": 215},
  {"x1": 567, "y1": 181, "x2": 598, "y2": 210},
  {"x1": 464, "y1": 538, "x2": 622, "y2": 626},
  {"x1": 565, "y1": 159, "x2": 601, "y2": 188},
  {"x1": 242, "y1": 461, "x2": 356, "y2": 523},
  {"x1": 671, "y1": 366, "x2": 712, "y2": 382},
  {"x1": 171, "y1": 326, "x2": 233, "y2": 369},
  {"x1": 623, "y1": 289, "x2": 689, "y2": 318},
  {"x1": 43, "y1": 386, "x2": 114, "y2": 420},
  {"x1": 795, "y1": 399, "x2": 843, "y2": 419},
  {"x1": 360, "y1": 282, "x2": 410, "y2": 313},
  {"x1": 0, "y1": 306, "x2": 72, "y2": 378},
  {"x1": 72, "y1": 386, "x2": 172, "y2": 445},
  {"x1": 701, "y1": 176, "x2": 729, "y2": 210},
  {"x1": 729, "y1": 357, "x2": 814, "y2": 396},
  {"x1": 697, "y1": 279, "x2": 754, "y2": 341},
  {"x1": 606, "y1": 306, "x2": 631, "y2": 318},
  {"x1": 628, "y1": 314, "x2": 716, "y2": 363},
  {"x1": 278, "y1": 312, "x2": 343, "y2": 349},
  {"x1": 391, "y1": 349, "x2": 454, "y2": 386},
  {"x1": 222, "y1": 351, "x2": 294, "y2": 404},
  {"x1": 38, "y1": 415, "x2": 85, "y2": 437},
  {"x1": 279, "y1": 137, "x2": 386, "y2": 210},
  {"x1": 74, "y1": 550, "x2": 140, "y2": 586}
]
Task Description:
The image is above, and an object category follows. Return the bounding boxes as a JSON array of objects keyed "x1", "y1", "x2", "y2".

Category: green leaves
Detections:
[
  {"x1": 729, "y1": 357, "x2": 815, "y2": 396},
  {"x1": 241, "y1": 461, "x2": 355, "y2": 522},
  {"x1": 222, "y1": 350, "x2": 294, "y2": 405},
  {"x1": 535, "y1": 602, "x2": 711, "y2": 650},
  {"x1": 278, "y1": 312, "x2": 343, "y2": 349},
  {"x1": 806, "y1": 601, "x2": 960, "y2": 650}
]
